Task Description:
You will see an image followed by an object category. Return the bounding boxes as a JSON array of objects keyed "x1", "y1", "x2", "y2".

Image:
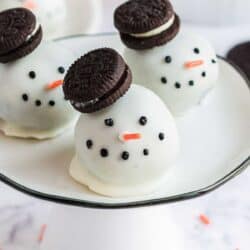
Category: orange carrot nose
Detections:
[
  {"x1": 22, "y1": 0, "x2": 38, "y2": 10},
  {"x1": 184, "y1": 60, "x2": 204, "y2": 69},
  {"x1": 119, "y1": 133, "x2": 142, "y2": 142},
  {"x1": 45, "y1": 80, "x2": 63, "y2": 91}
]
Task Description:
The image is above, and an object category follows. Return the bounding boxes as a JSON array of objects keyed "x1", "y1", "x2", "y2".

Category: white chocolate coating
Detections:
[
  {"x1": 131, "y1": 15, "x2": 175, "y2": 38},
  {"x1": 71, "y1": 85, "x2": 179, "y2": 197},
  {"x1": 0, "y1": 42, "x2": 78, "y2": 139},
  {"x1": 124, "y1": 31, "x2": 219, "y2": 116},
  {"x1": 0, "y1": 0, "x2": 66, "y2": 37}
]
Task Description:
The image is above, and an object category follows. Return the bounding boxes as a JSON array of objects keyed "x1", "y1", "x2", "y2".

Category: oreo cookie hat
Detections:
[
  {"x1": 114, "y1": 0, "x2": 180, "y2": 50},
  {"x1": 63, "y1": 48, "x2": 132, "y2": 113},
  {"x1": 0, "y1": 8, "x2": 42, "y2": 63},
  {"x1": 227, "y1": 42, "x2": 250, "y2": 80}
]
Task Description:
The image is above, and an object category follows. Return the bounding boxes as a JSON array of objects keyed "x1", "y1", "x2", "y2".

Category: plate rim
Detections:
[{"x1": 0, "y1": 33, "x2": 249, "y2": 209}]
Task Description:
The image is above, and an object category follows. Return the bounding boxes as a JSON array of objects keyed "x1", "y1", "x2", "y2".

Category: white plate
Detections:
[{"x1": 0, "y1": 34, "x2": 249, "y2": 209}]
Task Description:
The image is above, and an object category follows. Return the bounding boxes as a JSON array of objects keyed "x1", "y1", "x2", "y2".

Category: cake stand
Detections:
[{"x1": 0, "y1": 34, "x2": 249, "y2": 250}]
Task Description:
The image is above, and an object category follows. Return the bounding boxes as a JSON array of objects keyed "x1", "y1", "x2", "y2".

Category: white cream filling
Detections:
[
  {"x1": 131, "y1": 15, "x2": 175, "y2": 38},
  {"x1": 70, "y1": 98, "x2": 99, "y2": 109},
  {"x1": 26, "y1": 21, "x2": 40, "y2": 41}
]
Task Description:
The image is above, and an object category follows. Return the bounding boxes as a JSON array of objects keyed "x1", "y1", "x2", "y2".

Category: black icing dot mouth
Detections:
[
  {"x1": 159, "y1": 133, "x2": 165, "y2": 141},
  {"x1": 100, "y1": 148, "x2": 109, "y2": 158},
  {"x1": 202, "y1": 71, "x2": 206, "y2": 77},
  {"x1": 93, "y1": 133, "x2": 165, "y2": 159},
  {"x1": 35, "y1": 100, "x2": 42, "y2": 107},
  {"x1": 211, "y1": 59, "x2": 217, "y2": 64},
  {"x1": 49, "y1": 100, "x2": 55, "y2": 107},
  {"x1": 161, "y1": 77, "x2": 167, "y2": 84},
  {"x1": 104, "y1": 118, "x2": 114, "y2": 127},
  {"x1": 86, "y1": 140, "x2": 93, "y2": 149},
  {"x1": 22, "y1": 93, "x2": 29, "y2": 102},
  {"x1": 194, "y1": 48, "x2": 200, "y2": 54},
  {"x1": 164, "y1": 56, "x2": 172, "y2": 63},
  {"x1": 189, "y1": 80, "x2": 194, "y2": 86},
  {"x1": 85, "y1": 121, "x2": 167, "y2": 160},
  {"x1": 21, "y1": 93, "x2": 58, "y2": 108},
  {"x1": 121, "y1": 151, "x2": 129, "y2": 160},
  {"x1": 29, "y1": 71, "x2": 36, "y2": 79},
  {"x1": 175, "y1": 82, "x2": 181, "y2": 89},
  {"x1": 139, "y1": 116, "x2": 147, "y2": 126}
]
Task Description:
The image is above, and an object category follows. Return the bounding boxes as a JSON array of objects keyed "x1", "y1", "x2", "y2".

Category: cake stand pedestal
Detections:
[{"x1": 40, "y1": 204, "x2": 184, "y2": 250}]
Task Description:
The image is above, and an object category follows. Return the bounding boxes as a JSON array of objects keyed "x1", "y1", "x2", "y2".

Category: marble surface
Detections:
[
  {"x1": 0, "y1": 0, "x2": 250, "y2": 250},
  {"x1": 0, "y1": 167, "x2": 249, "y2": 249}
]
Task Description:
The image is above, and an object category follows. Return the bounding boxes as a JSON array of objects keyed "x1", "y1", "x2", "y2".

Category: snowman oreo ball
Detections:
[
  {"x1": 63, "y1": 48, "x2": 179, "y2": 197},
  {"x1": 115, "y1": 0, "x2": 219, "y2": 116},
  {"x1": 0, "y1": 0, "x2": 66, "y2": 39},
  {"x1": 0, "y1": 8, "x2": 78, "y2": 139}
]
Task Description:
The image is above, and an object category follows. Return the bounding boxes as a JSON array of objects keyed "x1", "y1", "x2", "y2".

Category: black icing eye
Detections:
[
  {"x1": 29, "y1": 71, "x2": 36, "y2": 79},
  {"x1": 121, "y1": 151, "x2": 129, "y2": 160},
  {"x1": 189, "y1": 80, "x2": 194, "y2": 86},
  {"x1": 211, "y1": 59, "x2": 217, "y2": 64},
  {"x1": 143, "y1": 149, "x2": 149, "y2": 156},
  {"x1": 194, "y1": 48, "x2": 200, "y2": 54},
  {"x1": 104, "y1": 118, "x2": 114, "y2": 127},
  {"x1": 164, "y1": 56, "x2": 172, "y2": 63},
  {"x1": 86, "y1": 140, "x2": 93, "y2": 149},
  {"x1": 35, "y1": 100, "x2": 42, "y2": 107},
  {"x1": 161, "y1": 77, "x2": 167, "y2": 84},
  {"x1": 159, "y1": 133, "x2": 165, "y2": 141},
  {"x1": 58, "y1": 66, "x2": 65, "y2": 74},
  {"x1": 49, "y1": 100, "x2": 55, "y2": 106},
  {"x1": 175, "y1": 82, "x2": 181, "y2": 89},
  {"x1": 22, "y1": 93, "x2": 29, "y2": 102},
  {"x1": 100, "y1": 148, "x2": 109, "y2": 158},
  {"x1": 139, "y1": 116, "x2": 147, "y2": 126},
  {"x1": 202, "y1": 71, "x2": 206, "y2": 77}
]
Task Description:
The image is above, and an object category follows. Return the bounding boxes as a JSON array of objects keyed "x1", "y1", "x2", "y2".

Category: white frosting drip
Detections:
[
  {"x1": 0, "y1": 118, "x2": 77, "y2": 140},
  {"x1": 131, "y1": 15, "x2": 175, "y2": 38},
  {"x1": 69, "y1": 156, "x2": 172, "y2": 198}
]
